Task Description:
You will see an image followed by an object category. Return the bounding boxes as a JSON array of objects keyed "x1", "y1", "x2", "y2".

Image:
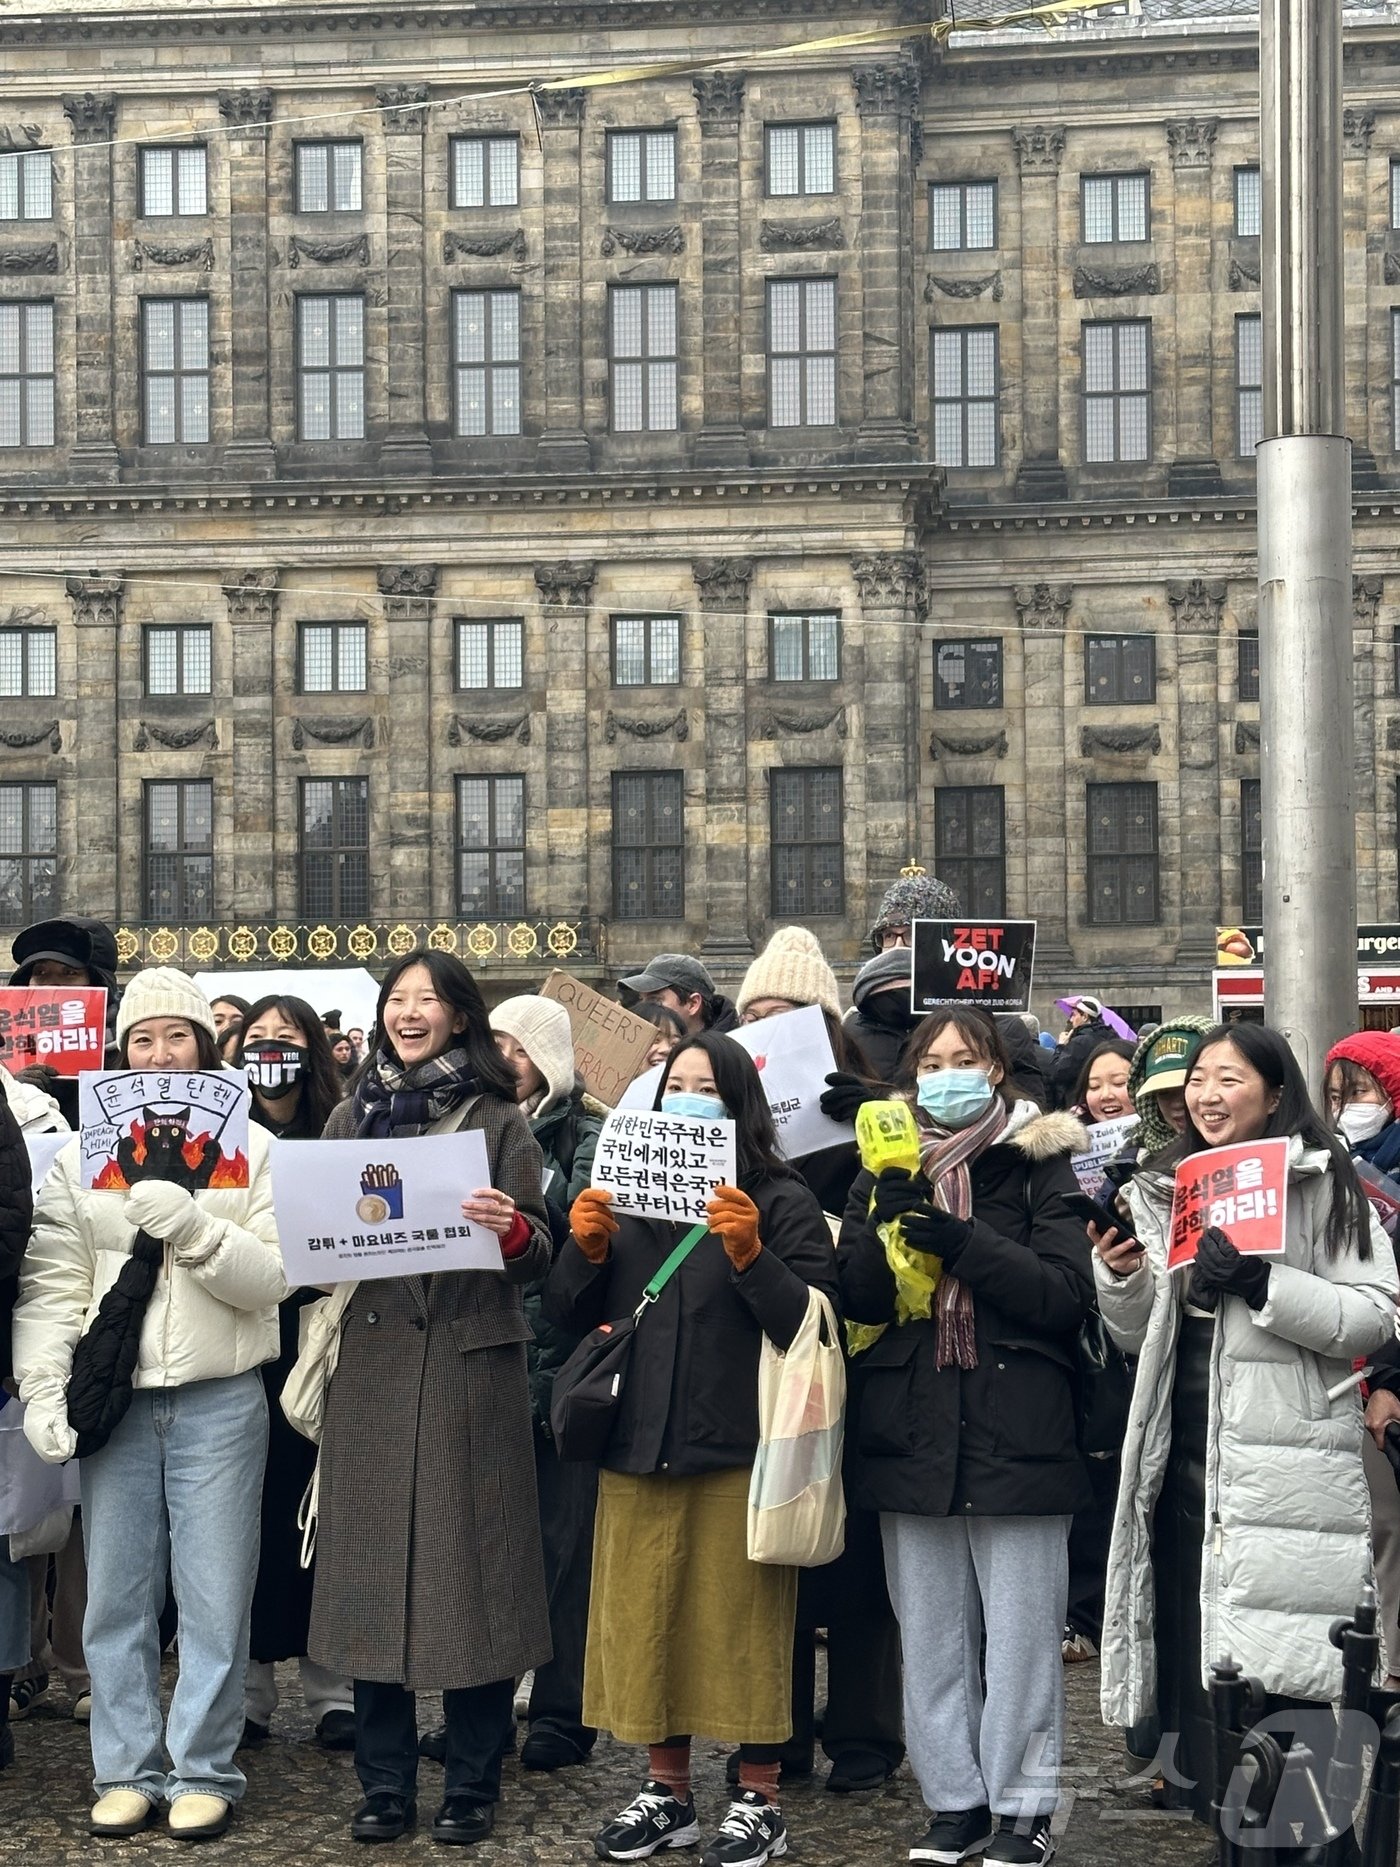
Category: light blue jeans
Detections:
[{"x1": 80, "y1": 1372, "x2": 268, "y2": 1805}]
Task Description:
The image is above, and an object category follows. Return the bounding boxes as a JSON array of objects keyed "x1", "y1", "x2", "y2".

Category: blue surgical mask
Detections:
[
  {"x1": 916, "y1": 1068, "x2": 995, "y2": 1130},
  {"x1": 661, "y1": 1092, "x2": 729, "y2": 1121}
]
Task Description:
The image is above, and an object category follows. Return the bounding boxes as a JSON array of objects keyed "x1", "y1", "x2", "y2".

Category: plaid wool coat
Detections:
[{"x1": 307, "y1": 1090, "x2": 553, "y2": 1689}]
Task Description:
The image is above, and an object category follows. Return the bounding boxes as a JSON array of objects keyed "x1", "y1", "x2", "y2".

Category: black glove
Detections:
[
  {"x1": 821, "y1": 1071, "x2": 880, "y2": 1124},
  {"x1": 1186, "y1": 1225, "x2": 1271, "y2": 1312},
  {"x1": 901, "y1": 1204, "x2": 973, "y2": 1268},
  {"x1": 15, "y1": 1063, "x2": 60, "y2": 1097},
  {"x1": 871, "y1": 1166, "x2": 933, "y2": 1225}
]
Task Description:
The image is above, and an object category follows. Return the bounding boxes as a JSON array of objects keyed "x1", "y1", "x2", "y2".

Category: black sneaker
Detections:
[
  {"x1": 910, "y1": 1807, "x2": 995, "y2": 1864},
  {"x1": 595, "y1": 1782, "x2": 702, "y2": 1862},
  {"x1": 983, "y1": 1814, "x2": 1056, "y2": 1865},
  {"x1": 701, "y1": 1793, "x2": 788, "y2": 1867}
]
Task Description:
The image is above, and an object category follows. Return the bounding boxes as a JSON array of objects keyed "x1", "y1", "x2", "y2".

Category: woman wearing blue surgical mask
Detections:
[
  {"x1": 546, "y1": 1032, "x2": 839, "y2": 1867},
  {"x1": 837, "y1": 1008, "x2": 1095, "y2": 1867}
]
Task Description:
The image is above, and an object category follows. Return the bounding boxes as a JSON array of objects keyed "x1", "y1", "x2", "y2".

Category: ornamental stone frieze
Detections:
[
  {"x1": 605, "y1": 709, "x2": 689, "y2": 744},
  {"x1": 443, "y1": 230, "x2": 527, "y2": 262},
  {"x1": 448, "y1": 713, "x2": 531, "y2": 746},
  {"x1": 378, "y1": 565, "x2": 439, "y2": 622},
  {"x1": 224, "y1": 571, "x2": 280, "y2": 626},
  {"x1": 929, "y1": 730, "x2": 1007, "y2": 760},
  {"x1": 692, "y1": 558, "x2": 754, "y2": 610},
  {"x1": 1013, "y1": 583, "x2": 1072, "y2": 630}
]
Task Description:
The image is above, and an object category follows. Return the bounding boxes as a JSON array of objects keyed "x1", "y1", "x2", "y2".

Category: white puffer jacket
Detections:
[
  {"x1": 13, "y1": 1123, "x2": 286, "y2": 1464},
  {"x1": 1097, "y1": 1140, "x2": 1398, "y2": 1726}
]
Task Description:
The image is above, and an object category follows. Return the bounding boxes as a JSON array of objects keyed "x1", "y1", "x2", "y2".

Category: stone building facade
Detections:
[{"x1": 0, "y1": 0, "x2": 1395, "y2": 1012}]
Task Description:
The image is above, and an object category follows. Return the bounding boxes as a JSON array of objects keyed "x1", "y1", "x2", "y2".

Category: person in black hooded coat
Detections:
[{"x1": 8, "y1": 916, "x2": 122, "y2": 1129}]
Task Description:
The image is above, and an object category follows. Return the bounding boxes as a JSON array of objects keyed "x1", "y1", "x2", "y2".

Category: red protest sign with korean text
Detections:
[
  {"x1": 0, "y1": 987, "x2": 107, "y2": 1078},
  {"x1": 1168, "y1": 1137, "x2": 1289, "y2": 1271}
]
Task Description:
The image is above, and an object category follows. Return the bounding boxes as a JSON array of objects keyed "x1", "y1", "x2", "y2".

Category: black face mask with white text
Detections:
[{"x1": 242, "y1": 1041, "x2": 307, "y2": 1098}]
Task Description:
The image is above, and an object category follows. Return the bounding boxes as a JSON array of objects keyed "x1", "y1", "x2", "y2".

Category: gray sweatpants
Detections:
[{"x1": 881, "y1": 1512, "x2": 1071, "y2": 1819}]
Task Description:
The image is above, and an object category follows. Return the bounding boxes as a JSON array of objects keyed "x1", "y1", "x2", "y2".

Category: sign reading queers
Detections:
[
  {"x1": 269, "y1": 1131, "x2": 504, "y2": 1284},
  {"x1": 910, "y1": 920, "x2": 1038, "y2": 1014}
]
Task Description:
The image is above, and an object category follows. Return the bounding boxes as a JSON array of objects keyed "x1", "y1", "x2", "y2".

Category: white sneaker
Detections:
[{"x1": 514, "y1": 1669, "x2": 534, "y2": 1720}]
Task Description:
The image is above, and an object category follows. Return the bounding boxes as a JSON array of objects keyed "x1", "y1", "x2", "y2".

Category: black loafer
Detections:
[
  {"x1": 351, "y1": 1794, "x2": 417, "y2": 1842},
  {"x1": 419, "y1": 1725, "x2": 447, "y2": 1764},
  {"x1": 431, "y1": 1798, "x2": 494, "y2": 1846},
  {"x1": 826, "y1": 1749, "x2": 898, "y2": 1794},
  {"x1": 239, "y1": 1719, "x2": 270, "y2": 1751},
  {"x1": 520, "y1": 1728, "x2": 588, "y2": 1772},
  {"x1": 317, "y1": 1709, "x2": 356, "y2": 1752}
]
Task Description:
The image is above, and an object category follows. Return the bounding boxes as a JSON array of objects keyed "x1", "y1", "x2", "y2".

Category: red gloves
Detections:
[
  {"x1": 569, "y1": 1189, "x2": 619, "y2": 1265},
  {"x1": 706, "y1": 1184, "x2": 762, "y2": 1273}
]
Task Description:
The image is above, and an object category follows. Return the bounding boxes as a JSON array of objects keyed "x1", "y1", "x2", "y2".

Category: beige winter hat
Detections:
[
  {"x1": 490, "y1": 994, "x2": 577, "y2": 1110},
  {"x1": 115, "y1": 966, "x2": 218, "y2": 1044},
  {"x1": 736, "y1": 926, "x2": 841, "y2": 1021}
]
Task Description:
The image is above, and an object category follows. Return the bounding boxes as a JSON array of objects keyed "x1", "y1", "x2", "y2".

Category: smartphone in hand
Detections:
[{"x1": 1061, "y1": 1190, "x2": 1137, "y2": 1243}]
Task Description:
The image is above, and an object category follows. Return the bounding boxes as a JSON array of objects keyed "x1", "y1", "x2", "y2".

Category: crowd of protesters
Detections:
[{"x1": 0, "y1": 882, "x2": 1397, "y2": 1867}]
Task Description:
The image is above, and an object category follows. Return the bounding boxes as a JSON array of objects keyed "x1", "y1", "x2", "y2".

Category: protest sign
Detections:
[
  {"x1": 78, "y1": 1069, "x2": 251, "y2": 1192},
  {"x1": 0, "y1": 988, "x2": 107, "y2": 1078},
  {"x1": 1070, "y1": 1114, "x2": 1140, "y2": 1200},
  {"x1": 25, "y1": 1129, "x2": 69, "y2": 1199},
  {"x1": 911, "y1": 920, "x2": 1037, "y2": 1013},
  {"x1": 592, "y1": 1108, "x2": 736, "y2": 1225},
  {"x1": 270, "y1": 1130, "x2": 503, "y2": 1284},
  {"x1": 1167, "y1": 1137, "x2": 1289, "y2": 1270},
  {"x1": 539, "y1": 971, "x2": 656, "y2": 1106}
]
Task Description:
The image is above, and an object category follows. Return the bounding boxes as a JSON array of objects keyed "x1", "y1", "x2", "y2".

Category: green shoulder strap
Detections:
[{"x1": 635, "y1": 1219, "x2": 709, "y2": 1315}]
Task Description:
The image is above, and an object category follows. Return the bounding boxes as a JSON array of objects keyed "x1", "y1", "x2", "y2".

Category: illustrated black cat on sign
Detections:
[{"x1": 115, "y1": 1106, "x2": 220, "y2": 1191}]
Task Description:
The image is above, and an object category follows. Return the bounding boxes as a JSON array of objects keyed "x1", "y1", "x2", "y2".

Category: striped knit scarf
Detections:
[{"x1": 916, "y1": 1095, "x2": 1010, "y2": 1370}]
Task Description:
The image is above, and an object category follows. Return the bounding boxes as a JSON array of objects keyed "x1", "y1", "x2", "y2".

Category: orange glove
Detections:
[
  {"x1": 706, "y1": 1184, "x2": 762, "y2": 1274},
  {"x1": 569, "y1": 1188, "x2": 619, "y2": 1265}
]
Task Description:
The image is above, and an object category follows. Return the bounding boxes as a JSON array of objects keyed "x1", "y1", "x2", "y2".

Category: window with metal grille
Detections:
[
  {"x1": 0, "y1": 782, "x2": 57, "y2": 926},
  {"x1": 766, "y1": 124, "x2": 836, "y2": 198},
  {"x1": 935, "y1": 639, "x2": 1003, "y2": 709},
  {"x1": 0, "y1": 152, "x2": 52, "y2": 222},
  {"x1": 0, "y1": 627, "x2": 56, "y2": 698},
  {"x1": 144, "y1": 625, "x2": 211, "y2": 697},
  {"x1": 0, "y1": 302, "x2": 55, "y2": 448},
  {"x1": 299, "y1": 777, "x2": 369, "y2": 919},
  {"x1": 769, "y1": 613, "x2": 840, "y2": 682},
  {"x1": 1241, "y1": 778, "x2": 1263, "y2": 923},
  {"x1": 142, "y1": 299, "x2": 210, "y2": 444},
  {"x1": 1081, "y1": 173, "x2": 1149, "y2": 244},
  {"x1": 295, "y1": 142, "x2": 362, "y2": 213},
  {"x1": 1238, "y1": 631, "x2": 1260, "y2": 702},
  {"x1": 1235, "y1": 166, "x2": 1261, "y2": 238},
  {"x1": 929, "y1": 180, "x2": 997, "y2": 251},
  {"x1": 1237, "y1": 314, "x2": 1262, "y2": 458},
  {"x1": 297, "y1": 295, "x2": 365, "y2": 441},
  {"x1": 1085, "y1": 635, "x2": 1156, "y2": 705},
  {"x1": 612, "y1": 770, "x2": 683, "y2": 920},
  {"x1": 609, "y1": 285, "x2": 677, "y2": 432},
  {"x1": 144, "y1": 780, "x2": 214, "y2": 921},
  {"x1": 932, "y1": 326, "x2": 998, "y2": 468},
  {"x1": 456, "y1": 774, "x2": 526, "y2": 918},
  {"x1": 455, "y1": 618, "x2": 524, "y2": 691},
  {"x1": 611, "y1": 616, "x2": 681, "y2": 686},
  {"x1": 935, "y1": 785, "x2": 1006, "y2": 917},
  {"x1": 450, "y1": 136, "x2": 519, "y2": 209},
  {"x1": 1083, "y1": 319, "x2": 1151, "y2": 463},
  {"x1": 298, "y1": 622, "x2": 367, "y2": 695},
  {"x1": 1086, "y1": 782, "x2": 1160, "y2": 925},
  {"x1": 607, "y1": 130, "x2": 677, "y2": 204},
  {"x1": 453, "y1": 290, "x2": 521, "y2": 437},
  {"x1": 140, "y1": 147, "x2": 207, "y2": 217},
  {"x1": 770, "y1": 767, "x2": 844, "y2": 916},
  {"x1": 767, "y1": 278, "x2": 837, "y2": 428}
]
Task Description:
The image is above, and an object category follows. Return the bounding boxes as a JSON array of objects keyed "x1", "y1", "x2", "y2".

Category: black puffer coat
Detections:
[
  {"x1": 1048, "y1": 1015, "x2": 1110, "y2": 1109},
  {"x1": 838, "y1": 1105, "x2": 1094, "y2": 1519},
  {"x1": 545, "y1": 1168, "x2": 839, "y2": 1478},
  {"x1": 0, "y1": 1096, "x2": 35, "y2": 1381}
]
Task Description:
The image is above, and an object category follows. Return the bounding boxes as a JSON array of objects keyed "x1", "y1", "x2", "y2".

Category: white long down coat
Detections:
[{"x1": 1097, "y1": 1140, "x2": 1398, "y2": 1727}]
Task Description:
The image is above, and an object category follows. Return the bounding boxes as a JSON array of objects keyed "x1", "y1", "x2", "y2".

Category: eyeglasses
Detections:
[{"x1": 878, "y1": 925, "x2": 912, "y2": 950}]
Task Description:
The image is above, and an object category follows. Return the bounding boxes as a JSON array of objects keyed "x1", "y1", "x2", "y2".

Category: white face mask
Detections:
[{"x1": 1337, "y1": 1102, "x2": 1392, "y2": 1147}]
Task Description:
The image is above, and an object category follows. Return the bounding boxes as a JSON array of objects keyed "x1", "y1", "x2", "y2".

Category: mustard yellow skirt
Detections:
[{"x1": 584, "y1": 1466, "x2": 797, "y2": 1746}]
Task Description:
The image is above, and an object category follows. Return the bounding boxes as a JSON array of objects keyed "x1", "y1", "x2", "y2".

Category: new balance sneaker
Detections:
[
  {"x1": 909, "y1": 1807, "x2": 995, "y2": 1864},
  {"x1": 594, "y1": 1782, "x2": 702, "y2": 1862},
  {"x1": 701, "y1": 1793, "x2": 788, "y2": 1867},
  {"x1": 983, "y1": 1814, "x2": 1056, "y2": 1865}
]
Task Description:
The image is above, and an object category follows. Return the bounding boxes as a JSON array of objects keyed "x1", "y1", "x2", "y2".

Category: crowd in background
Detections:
[{"x1": 0, "y1": 881, "x2": 1397, "y2": 1867}]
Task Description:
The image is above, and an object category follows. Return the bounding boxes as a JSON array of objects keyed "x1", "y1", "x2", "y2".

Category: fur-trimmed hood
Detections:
[{"x1": 1003, "y1": 1102, "x2": 1090, "y2": 1162}]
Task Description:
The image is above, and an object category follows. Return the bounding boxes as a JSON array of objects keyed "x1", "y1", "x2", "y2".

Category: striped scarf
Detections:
[{"x1": 916, "y1": 1095, "x2": 1009, "y2": 1370}]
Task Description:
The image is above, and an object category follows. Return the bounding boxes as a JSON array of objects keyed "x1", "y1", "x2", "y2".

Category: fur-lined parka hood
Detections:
[{"x1": 1002, "y1": 1102, "x2": 1090, "y2": 1162}]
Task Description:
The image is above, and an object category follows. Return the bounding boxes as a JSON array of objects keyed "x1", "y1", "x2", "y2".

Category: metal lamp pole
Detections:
[{"x1": 1258, "y1": 0, "x2": 1356, "y2": 1077}]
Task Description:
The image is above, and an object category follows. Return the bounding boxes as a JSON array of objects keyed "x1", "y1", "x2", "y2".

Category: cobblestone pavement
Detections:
[{"x1": 0, "y1": 1662, "x2": 1213, "y2": 1866}]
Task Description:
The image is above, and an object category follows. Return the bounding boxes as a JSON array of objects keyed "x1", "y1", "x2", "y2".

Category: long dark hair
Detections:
[
  {"x1": 654, "y1": 1030, "x2": 789, "y2": 1185},
  {"x1": 236, "y1": 994, "x2": 344, "y2": 1137},
  {"x1": 1168, "y1": 1023, "x2": 1374, "y2": 1262},
  {"x1": 895, "y1": 1007, "x2": 1018, "y2": 1112},
  {"x1": 373, "y1": 949, "x2": 516, "y2": 1100},
  {"x1": 1072, "y1": 1039, "x2": 1137, "y2": 1111}
]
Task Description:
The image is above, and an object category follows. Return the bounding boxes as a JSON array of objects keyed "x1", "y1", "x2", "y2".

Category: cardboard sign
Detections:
[
  {"x1": 538, "y1": 971, "x2": 656, "y2": 1107},
  {"x1": 911, "y1": 920, "x2": 1037, "y2": 1013},
  {"x1": 1168, "y1": 1138, "x2": 1289, "y2": 1270},
  {"x1": 1070, "y1": 1114, "x2": 1140, "y2": 1200},
  {"x1": 78, "y1": 1068, "x2": 251, "y2": 1192},
  {"x1": 592, "y1": 1108, "x2": 737, "y2": 1225},
  {"x1": 0, "y1": 988, "x2": 107, "y2": 1078},
  {"x1": 270, "y1": 1130, "x2": 504, "y2": 1284}
]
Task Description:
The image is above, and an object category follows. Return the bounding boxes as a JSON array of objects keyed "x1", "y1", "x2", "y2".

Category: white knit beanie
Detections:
[
  {"x1": 490, "y1": 995, "x2": 578, "y2": 1110},
  {"x1": 736, "y1": 926, "x2": 842, "y2": 1021},
  {"x1": 115, "y1": 966, "x2": 218, "y2": 1045}
]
